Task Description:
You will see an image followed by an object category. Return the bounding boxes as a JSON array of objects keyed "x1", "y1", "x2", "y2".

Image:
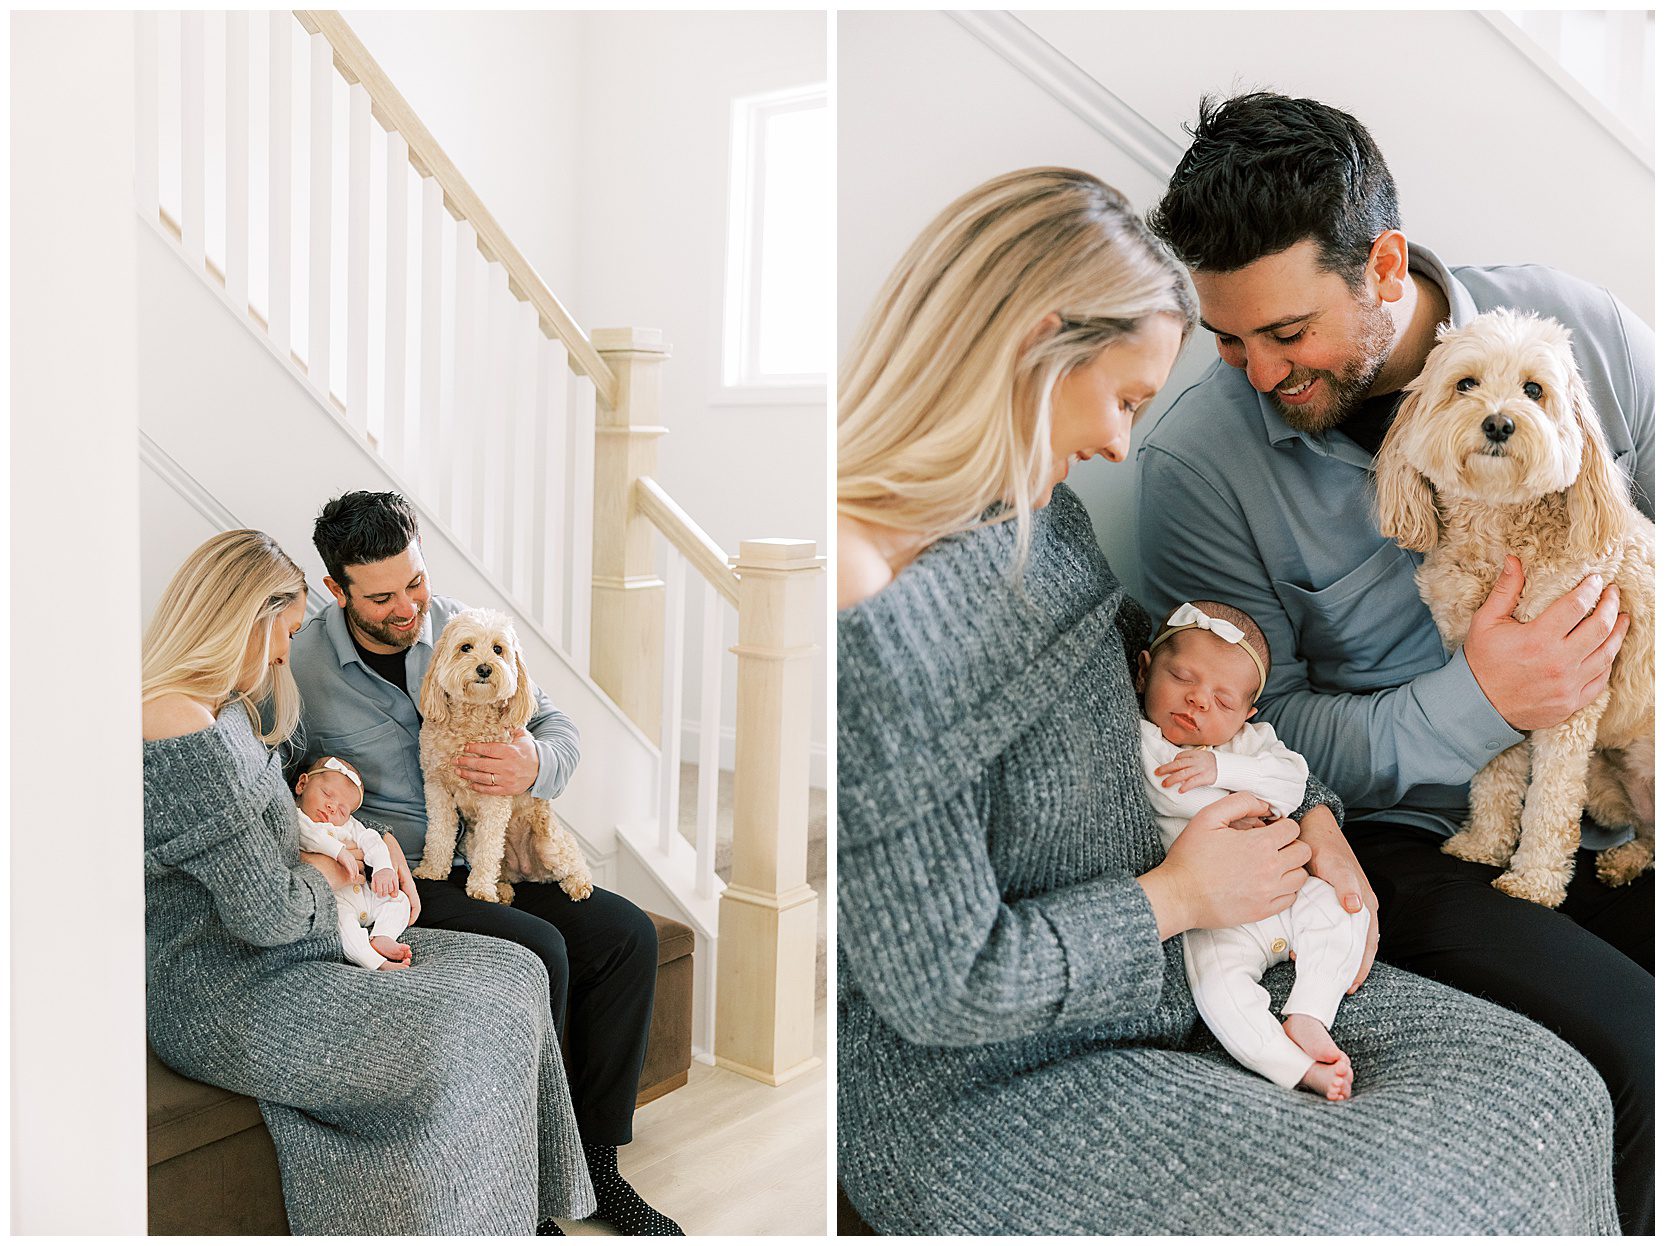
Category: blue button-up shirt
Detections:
[
  {"x1": 287, "y1": 594, "x2": 581, "y2": 865},
  {"x1": 1137, "y1": 245, "x2": 1654, "y2": 840}
]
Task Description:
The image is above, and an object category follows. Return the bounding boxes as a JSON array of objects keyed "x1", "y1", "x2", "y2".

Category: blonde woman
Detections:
[
  {"x1": 835, "y1": 169, "x2": 1618, "y2": 1234},
  {"x1": 142, "y1": 529, "x2": 594, "y2": 1234}
]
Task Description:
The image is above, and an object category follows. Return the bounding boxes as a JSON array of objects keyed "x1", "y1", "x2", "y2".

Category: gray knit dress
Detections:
[
  {"x1": 837, "y1": 485, "x2": 1618, "y2": 1235},
  {"x1": 143, "y1": 707, "x2": 596, "y2": 1234}
]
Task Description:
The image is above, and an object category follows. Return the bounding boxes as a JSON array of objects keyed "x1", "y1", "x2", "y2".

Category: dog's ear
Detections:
[
  {"x1": 1565, "y1": 365, "x2": 1630, "y2": 556},
  {"x1": 504, "y1": 642, "x2": 537, "y2": 728},
  {"x1": 418, "y1": 657, "x2": 451, "y2": 726},
  {"x1": 1374, "y1": 384, "x2": 1441, "y2": 553}
]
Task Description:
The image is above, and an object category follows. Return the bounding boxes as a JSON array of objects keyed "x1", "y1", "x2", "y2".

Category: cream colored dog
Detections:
[
  {"x1": 414, "y1": 608, "x2": 593, "y2": 904},
  {"x1": 1376, "y1": 308, "x2": 1654, "y2": 908}
]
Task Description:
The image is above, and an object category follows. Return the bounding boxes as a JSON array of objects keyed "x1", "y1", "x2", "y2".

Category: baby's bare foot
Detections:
[
  {"x1": 375, "y1": 958, "x2": 409, "y2": 971},
  {"x1": 1284, "y1": 1013, "x2": 1353, "y2": 1101},
  {"x1": 370, "y1": 936, "x2": 412, "y2": 962}
]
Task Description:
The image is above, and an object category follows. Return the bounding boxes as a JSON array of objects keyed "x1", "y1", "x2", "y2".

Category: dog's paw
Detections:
[
  {"x1": 1441, "y1": 825, "x2": 1515, "y2": 868},
  {"x1": 466, "y1": 879, "x2": 504, "y2": 904},
  {"x1": 560, "y1": 875, "x2": 593, "y2": 902},
  {"x1": 1493, "y1": 866, "x2": 1569, "y2": 909},
  {"x1": 497, "y1": 882, "x2": 516, "y2": 905},
  {"x1": 413, "y1": 858, "x2": 451, "y2": 882},
  {"x1": 1595, "y1": 840, "x2": 1654, "y2": 887}
]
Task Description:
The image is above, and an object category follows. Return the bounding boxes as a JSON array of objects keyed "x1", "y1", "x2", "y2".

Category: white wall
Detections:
[
  {"x1": 341, "y1": 10, "x2": 829, "y2": 781},
  {"x1": 839, "y1": 10, "x2": 1655, "y2": 601},
  {"x1": 11, "y1": 12, "x2": 148, "y2": 1233}
]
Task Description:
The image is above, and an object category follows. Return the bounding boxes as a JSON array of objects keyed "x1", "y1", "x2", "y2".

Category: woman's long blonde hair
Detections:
[
  {"x1": 141, "y1": 529, "x2": 308, "y2": 744},
  {"x1": 839, "y1": 167, "x2": 1197, "y2": 562}
]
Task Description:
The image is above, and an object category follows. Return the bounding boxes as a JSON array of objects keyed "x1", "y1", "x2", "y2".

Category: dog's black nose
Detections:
[
  {"x1": 1482, "y1": 413, "x2": 1514, "y2": 443},
  {"x1": 475, "y1": 663, "x2": 493, "y2": 679}
]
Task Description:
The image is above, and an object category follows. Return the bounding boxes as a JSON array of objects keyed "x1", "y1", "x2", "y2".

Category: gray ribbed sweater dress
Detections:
[
  {"x1": 143, "y1": 708, "x2": 596, "y2": 1234},
  {"x1": 836, "y1": 485, "x2": 1618, "y2": 1235}
]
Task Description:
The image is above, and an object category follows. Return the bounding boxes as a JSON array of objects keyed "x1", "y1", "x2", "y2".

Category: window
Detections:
[{"x1": 721, "y1": 83, "x2": 829, "y2": 402}]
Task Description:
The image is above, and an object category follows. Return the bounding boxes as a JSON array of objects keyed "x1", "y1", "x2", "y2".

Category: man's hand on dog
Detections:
[
  {"x1": 1467, "y1": 555, "x2": 1630, "y2": 731},
  {"x1": 454, "y1": 727, "x2": 540, "y2": 795}
]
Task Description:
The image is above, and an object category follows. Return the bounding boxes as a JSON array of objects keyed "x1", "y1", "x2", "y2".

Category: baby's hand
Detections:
[
  {"x1": 370, "y1": 867, "x2": 399, "y2": 898},
  {"x1": 1156, "y1": 749, "x2": 1218, "y2": 793}
]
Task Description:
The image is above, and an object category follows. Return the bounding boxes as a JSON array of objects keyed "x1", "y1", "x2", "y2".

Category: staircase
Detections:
[{"x1": 135, "y1": 8, "x2": 821, "y2": 1083}]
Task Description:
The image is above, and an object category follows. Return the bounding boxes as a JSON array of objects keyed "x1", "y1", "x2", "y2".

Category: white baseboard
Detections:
[{"x1": 680, "y1": 721, "x2": 827, "y2": 790}]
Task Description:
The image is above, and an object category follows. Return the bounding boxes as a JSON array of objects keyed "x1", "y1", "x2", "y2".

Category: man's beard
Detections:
[
  {"x1": 1271, "y1": 299, "x2": 1396, "y2": 435},
  {"x1": 346, "y1": 598, "x2": 426, "y2": 649}
]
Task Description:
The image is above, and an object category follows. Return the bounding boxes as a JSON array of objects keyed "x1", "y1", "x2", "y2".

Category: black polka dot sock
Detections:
[
  {"x1": 535, "y1": 1217, "x2": 565, "y2": 1235},
  {"x1": 582, "y1": 1141, "x2": 685, "y2": 1236}
]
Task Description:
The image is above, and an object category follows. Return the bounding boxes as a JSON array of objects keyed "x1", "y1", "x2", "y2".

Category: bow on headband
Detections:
[
  {"x1": 1149, "y1": 603, "x2": 1267, "y2": 698},
  {"x1": 307, "y1": 756, "x2": 363, "y2": 790}
]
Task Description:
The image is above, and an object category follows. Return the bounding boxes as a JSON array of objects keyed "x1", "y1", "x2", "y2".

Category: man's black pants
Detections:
[
  {"x1": 1352, "y1": 823, "x2": 1653, "y2": 1235},
  {"x1": 415, "y1": 867, "x2": 658, "y2": 1144}
]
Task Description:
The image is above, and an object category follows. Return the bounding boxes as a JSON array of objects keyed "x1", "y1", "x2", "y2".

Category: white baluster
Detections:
[
  {"x1": 136, "y1": 12, "x2": 160, "y2": 225},
  {"x1": 180, "y1": 11, "x2": 205, "y2": 267},
  {"x1": 307, "y1": 32, "x2": 332, "y2": 395},
  {"x1": 1614, "y1": 11, "x2": 1649, "y2": 139},
  {"x1": 512, "y1": 301, "x2": 540, "y2": 606},
  {"x1": 383, "y1": 131, "x2": 411, "y2": 470},
  {"x1": 419, "y1": 177, "x2": 446, "y2": 512},
  {"x1": 659, "y1": 554, "x2": 688, "y2": 856},
  {"x1": 267, "y1": 11, "x2": 292, "y2": 358},
  {"x1": 695, "y1": 580, "x2": 723, "y2": 898},
  {"x1": 569, "y1": 373, "x2": 596, "y2": 671},
  {"x1": 345, "y1": 81, "x2": 370, "y2": 438},
  {"x1": 538, "y1": 341, "x2": 571, "y2": 645},
  {"x1": 450, "y1": 220, "x2": 480, "y2": 548},
  {"x1": 224, "y1": 11, "x2": 249, "y2": 317},
  {"x1": 479, "y1": 263, "x2": 512, "y2": 577}
]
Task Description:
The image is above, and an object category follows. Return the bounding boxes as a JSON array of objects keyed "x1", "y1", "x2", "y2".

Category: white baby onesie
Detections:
[
  {"x1": 296, "y1": 811, "x2": 411, "y2": 970},
  {"x1": 1139, "y1": 719, "x2": 1369, "y2": 1089}
]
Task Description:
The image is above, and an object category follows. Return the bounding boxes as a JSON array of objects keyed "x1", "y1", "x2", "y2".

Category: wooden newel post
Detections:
[
  {"x1": 589, "y1": 327, "x2": 669, "y2": 737},
  {"x1": 715, "y1": 538, "x2": 824, "y2": 1085}
]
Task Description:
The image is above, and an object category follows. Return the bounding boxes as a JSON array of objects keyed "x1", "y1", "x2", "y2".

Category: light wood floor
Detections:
[{"x1": 557, "y1": 999, "x2": 828, "y2": 1236}]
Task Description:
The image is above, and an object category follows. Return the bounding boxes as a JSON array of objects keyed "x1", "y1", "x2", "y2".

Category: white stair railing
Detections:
[
  {"x1": 138, "y1": 8, "x2": 821, "y2": 1085},
  {"x1": 137, "y1": 9, "x2": 601, "y2": 663}
]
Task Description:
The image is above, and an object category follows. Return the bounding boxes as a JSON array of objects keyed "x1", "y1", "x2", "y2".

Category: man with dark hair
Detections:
[
  {"x1": 1139, "y1": 92, "x2": 1653, "y2": 1233},
  {"x1": 289, "y1": 490, "x2": 683, "y2": 1235}
]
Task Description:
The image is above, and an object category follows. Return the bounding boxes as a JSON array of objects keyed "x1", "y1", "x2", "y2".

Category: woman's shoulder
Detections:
[
  {"x1": 836, "y1": 515, "x2": 900, "y2": 610},
  {"x1": 142, "y1": 695, "x2": 217, "y2": 742}
]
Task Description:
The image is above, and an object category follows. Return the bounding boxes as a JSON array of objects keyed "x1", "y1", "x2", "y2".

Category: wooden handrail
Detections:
[
  {"x1": 635, "y1": 477, "x2": 740, "y2": 608},
  {"x1": 293, "y1": 10, "x2": 617, "y2": 408}
]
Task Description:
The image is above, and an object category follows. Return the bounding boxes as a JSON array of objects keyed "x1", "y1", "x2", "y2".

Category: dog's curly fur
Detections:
[
  {"x1": 413, "y1": 608, "x2": 593, "y2": 905},
  {"x1": 1376, "y1": 308, "x2": 1654, "y2": 908}
]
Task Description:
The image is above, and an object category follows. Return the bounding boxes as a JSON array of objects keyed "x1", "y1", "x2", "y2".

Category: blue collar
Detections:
[{"x1": 321, "y1": 602, "x2": 435, "y2": 673}]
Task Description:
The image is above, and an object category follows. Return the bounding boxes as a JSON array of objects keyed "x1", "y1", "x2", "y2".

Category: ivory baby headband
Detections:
[
  {"x1": 306, "y1": 756, "x2": 363, "y2": 790},
  {"x1": 1149, "y1": 603, "x2": 1267, "y2": 699}
]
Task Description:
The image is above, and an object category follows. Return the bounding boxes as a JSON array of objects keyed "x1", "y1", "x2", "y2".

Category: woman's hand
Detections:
[
  {"x1": 1299, "y1": 804, "x2": 1379, "y2": 993},
  {"x1": 300, "y1": 850, "x2": 354, "y2": 888},
  {"x1": 1138, "y1": 791, "x2": 1312, "y2": 939},
  {"x1": 385, "y1": 833, "x2": 422, "y2": 925}
]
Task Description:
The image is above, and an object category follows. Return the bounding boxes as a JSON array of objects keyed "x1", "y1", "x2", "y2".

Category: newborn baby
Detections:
[
  {"x1": 1137, "y1": 601, "x2": 1368, "y2": 1100},
  {"x1": 294, "y1": 756, "x2": 413, "y2": 971}
]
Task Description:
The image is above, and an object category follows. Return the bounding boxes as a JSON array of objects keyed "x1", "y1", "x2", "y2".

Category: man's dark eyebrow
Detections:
[{"x1": 1199, "y1": 311, "x2": 1315, "y2": 338}]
